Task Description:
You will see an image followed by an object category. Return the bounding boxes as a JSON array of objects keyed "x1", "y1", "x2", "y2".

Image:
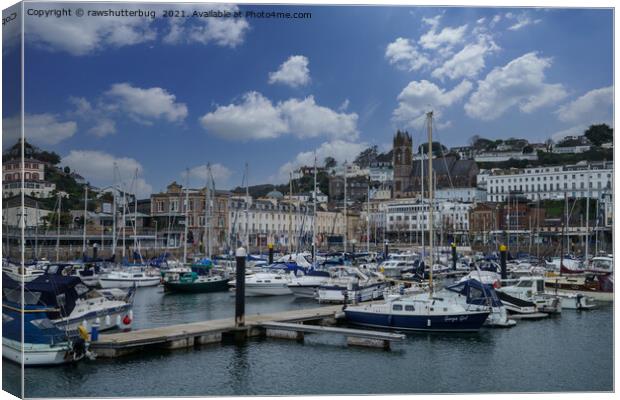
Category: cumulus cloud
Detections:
[
  {"x1": 181, "y1": 163, "x2": 234, "y2": 188},
  {"x1": 506, "y1": 12, "x2": 542, "y2": 31},
  {"x1": 63, "y1": 150, "x2": 153, "y2": 197},
  {"x1": 551, "y1": 86, "x2": 614, "y2": 142},
  {"x1": 105, "y1": 83, "x2": 188, "y2": 124},
  {"x1": 385, "y1": 37, "x2": 431, "y2": 72},
  {"x1": 272, "y1": 139, "x2": 368, "y2": 183},
  {"x1": 162, "y1": 4, "x2": 249, "y2": 48},
  {"x1": 393, "y1": 80, "x2": 473, "y2": 127},
  {"x1": 199, "y1": 92, "x2": 358, "y2": 141},
  {"x1": 68, "y1": 97, "x2": 117, "y2": 137},
  {"x1": 3, "y1": 113, "x2": 77, "y2": 147},
  {"x1": 419, "y1": 23, "x2": 468, "y2": 52},
  {"x1": 431, "y1": 36, "x2": 499, "y2": 80},
  {"x1": 465, "y1": 52, "x2": 567, "y2": 120},
  {"x1": 25, "y1": 5, "x2": 156, "y2": 56},
  {"x1": 555, "y1": 86, "x2": 613, "y2": 124},
  {"x1": 268, "y1": 55, "x2": 311, "y2": 87}
]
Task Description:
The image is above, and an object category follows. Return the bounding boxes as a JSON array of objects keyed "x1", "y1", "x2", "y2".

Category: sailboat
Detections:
[{"x1": 345, "y1": 111, "x2": 490, "y2": 332}]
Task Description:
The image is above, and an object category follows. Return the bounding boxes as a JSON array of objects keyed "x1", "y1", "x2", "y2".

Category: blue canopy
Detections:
[{"x1": 446, "y1": 279, "x2": 503, "y2": 308}]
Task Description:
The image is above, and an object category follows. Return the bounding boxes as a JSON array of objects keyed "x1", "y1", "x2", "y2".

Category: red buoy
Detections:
[{"x1": 123, "y1": 315, "x2": 132, "y2": 325}]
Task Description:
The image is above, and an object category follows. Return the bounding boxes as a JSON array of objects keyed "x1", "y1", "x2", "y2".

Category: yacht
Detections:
[
  {"x1": 317, "y1": 267, "x2": 386, "y2": 303},
  {"x1": 379, "y1": 253, "x2": 418, "y2": 279},
  {"x1": 287, "y1": 270, "x2": 331, "y2": 298},
  {"x1": 499, "y1": 276, "x2": 562, "y2": 314},
  {"x1": 99, "y1": 268, "x2": 161, "y2": 288},
  {"x1": 228, "y1": 271, "x2": 292, "y2": 296}
]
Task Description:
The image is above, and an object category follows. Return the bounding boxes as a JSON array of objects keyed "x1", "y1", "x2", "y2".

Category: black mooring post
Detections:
[
  {"x1": 384, "y1": 241, "x2": 389, "y2": 261},
  {"x1": 93, "y1": 243, "x2": 98, "y2": 260},
  {"x1": 268, "y1": 243, "x2": 274, "y2": 265},
  {"x1": 451, "y1": 242, "x2": 457, "y2": 271},
  {"x1": 311, "y1": 243, "x2": 315, "y2": 264},
  {"x1": 499, "y1": 244, "x2": 507, "y2": 280},
  {"x1": 235, "y1": 247, "x2": 246, "y2": 328}
]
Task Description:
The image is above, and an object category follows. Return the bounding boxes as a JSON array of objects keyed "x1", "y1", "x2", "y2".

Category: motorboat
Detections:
[
  {"x1": 456, "y1": 272, "x2": 516, "y2": 327},
  {"x1": 545, "y1": 256, "x2": 585, "y2": 274},
  {"x1": 99, "y1": 268, "x2": 161, "y2": 288},
  {"x1": 556, "y1": 293, "x2": 597, "y2": 310},
  {"x1": 317, "y1": 267, "x2": 387, "y2": 303},
  {"x1": 499, "y1": 276, "x2": 561, "y2": 314},
  {"x1": 287, "y1": 270, "x2": 331, "y2": 298},
  {"x1": 379, "y1": 253, "x2": 418, "y2": 279},
  {"x1": 545, "y1": 273, "x2": 613, "y2": 302},
  {"x1": 2, "y1": 274, "x2": 90, "y2": 365},
  {"x1": 228, "y1": 271, "x2": 292, "y2": 296},
  {"x1": 586, "y1": 256, "x2": 613, "y2": 274}
]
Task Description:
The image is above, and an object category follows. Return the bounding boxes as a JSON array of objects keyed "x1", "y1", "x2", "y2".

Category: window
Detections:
[
  {"x1": 392, "y1": 304, "x2": 403, "y2": 311},
  {"x1": 405, "y1": 305, "x2": 414, "y2": 311}
]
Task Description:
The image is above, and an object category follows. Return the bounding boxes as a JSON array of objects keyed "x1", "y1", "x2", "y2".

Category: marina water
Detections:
[{"x1": 3, "y1": 287, "x2": 613, "y2": 397}]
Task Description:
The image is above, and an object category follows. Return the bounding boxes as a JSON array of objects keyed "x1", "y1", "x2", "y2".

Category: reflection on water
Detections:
[{"x1": 2, "y1": 287, "x2": 612, "y2": 397}]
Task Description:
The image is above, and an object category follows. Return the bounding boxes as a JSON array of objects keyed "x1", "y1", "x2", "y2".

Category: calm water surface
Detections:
[{"x1": 3, "y1": 286, "x2": 613, "y2": 397}]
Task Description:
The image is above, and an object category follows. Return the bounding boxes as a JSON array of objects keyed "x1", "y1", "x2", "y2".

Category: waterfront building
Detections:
[
  {"x1": 3, "y1": 195, "x2": 52, "y2": 228},
  {"x1": 328, "y1": 174, "x2": 369, "y2": 202},
  {"x1": 384, "y1": 198, "x2": 472, "y2": 238},
  {"x1": 435, "y1": 187, "x2": 486, "y2": 203},
  {"x1": 485, "y1": 161, "x2": 613, "y2": 202},
  {"x1": 151, "y1": 182, "x2": 230, "y2": 251},
  {"x1": 2, "y1": 157, "x2": 56, "y2": 198},
  {"x1": 473, "y1": 151, "x2": 538, "y2": 163}
]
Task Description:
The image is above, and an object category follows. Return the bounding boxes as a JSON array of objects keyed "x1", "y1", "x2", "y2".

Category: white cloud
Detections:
[
  {"x1": 385, "y1": 37, "x2": 431, "y2": 72},
  {"x1": 506, "y1": 12, "x2": 542, "y2": 31},
  {"x1": 162, "y1": 4, "x2": 249, "y2": 48},
  {"x1": 68, "y1": 97, "x2": 117, "y2": 137},
  {"x1": 476, "y1": 17, "x2": 486, "y2": 24},
  {"x1": 491, "y1": 15, "x2": 502, "y2": 25},
  {"x1": 393, "y1": 80, "x2": 473, "y2": 126},
  {"x1": 555, "y1": 86, "x2": 613, "y2": 124},
  {"x1": 551, "y1": 86, "x2": 613, "y2": 142},
  {"x1": 422, "y1": 15, "x2": 442, "y2": 29},
  {"x1": 199, "y1": 92, "x2": 288, "y2": 140},
  {"x1": 272, "y1": 139, "x2": 368, "y2": 183},
  {"x1": 105, "y1": 83, "x2": 188, "y2": 124},
  {"x1": 431, "y1": 36, "x2": 499, "y2": 80},
  {"x1": 199, "y1": 92, "x2": 358, "y2": 141},
  {"x1": 182, "y1": 163, "x2": 234, "y2": 188},
  {"x1": 339, "y1": 99, "x2": 350, "y2": 111},
  {"x1": 268, "y1": 55, "x2": 311, "y2": 87},
  {"x1": 279, "y1": 96, "x2": 358, "y2": 140},
  {"x1": 25, "y1": 5, "x2": 156, "y2": 56},
  {"x1": 63, "y1": 150, "x2": 153, "y2": 197},
  {"x1": 465, "y1": 52, "x2": 567, "y2": 120},
  {"x1": 3, "y1": 113, "x2": 77, "y2": 147},
  {"x1": 419, "y1": 24, "x2": 468, "y2": 51}
]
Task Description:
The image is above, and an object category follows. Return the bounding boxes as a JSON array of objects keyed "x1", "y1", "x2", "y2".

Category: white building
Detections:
[
  {"x1": 435, "y1": 187, "x2": 486, "y2": 203},
  {"x1": 3, "y1": 196, "x2": 52, "y2": 228},
  {"x1": 228, "y1": 196, "x2": 344, "y2": 248},
  {"x1": 331, "y1": 163, "x2": 369, "y2": 178},
  {"x1": 2, "y1": 158, "x2": 56, "y2": 198},
  {"x1": 385, "y1": 199, "x2": 471, "y2": 233},
  {"x1": 474, "y1": 151, "x2": 538, "y2": 163},
  {"x1": 552, "y1": 145, "x2": 591, "y2": 154},
  {"x1": 486, "y1": 161, "x2": 613, "y2": 202},
  {"x1": 369, "y1": 166, "x2": 393, "y2": 182}
]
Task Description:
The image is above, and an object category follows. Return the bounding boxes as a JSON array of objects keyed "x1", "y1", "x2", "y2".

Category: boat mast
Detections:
[
  {"x1": 585, "y1": 165, "x2": 590, "y2": 262},
  {"x1": 366, "y1": 179, "x2": 370, "y2": 254},
  {"x1": 133, "y1": 169, "x2": 138, "y2": 256},
  {"x1": 112, "y1": 163, "x2": 117, "y2": 258},
  {"x1": 427, "y1": 111, "x2": 434, "y2": 293},
  {"x1": 420, "y1": 144, "x2": 425, "y2": 257},
  {"x1": 288, "y1": 171, "x2": 293, "y2": 254},
  {"x1": 313, "y1": 152, "x2": 317, "y2": 262},
  {"x1": 82, "y1": 185, "x2": 88, "y2": 257},
  {"x1": 56, "y1": 192, "x2": 62, "y2": 262},
  {"x1": 122, "y1": 186, "x2": 126, "y2": 259},
  {"x1": 560, "y1": 191, "x2": 567, "y2": 276},
  {"x1": 344, "y1": 161, "x2": 348, "y2": 254},
  {"x1": 183, "y1": 168, "x2": 189, "y2": 263},
  {"x1": 245, "y1": 162, "x2": 249, "y2": 251}
]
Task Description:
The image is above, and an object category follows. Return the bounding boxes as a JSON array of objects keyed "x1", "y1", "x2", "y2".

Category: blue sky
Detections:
[{"x1": 3, "y1": 3, "x2": 613, "y2": 197}]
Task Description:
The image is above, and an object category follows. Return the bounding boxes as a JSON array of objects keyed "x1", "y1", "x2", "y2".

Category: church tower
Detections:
[{"x1": 392, "y1": 130, "x2": 412, "y2": 198}]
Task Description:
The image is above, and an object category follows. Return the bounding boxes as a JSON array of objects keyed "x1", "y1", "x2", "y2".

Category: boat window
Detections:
[
  {"x1": 264, "y1": 280, "x2": 271, "y2": 283},
  {"x1": 405, "y1": 305, "x2": 414, "y2": 311},
  {"x1": 469, "y1": 287, "x2": 484, "y2": 301},
  {"x1": 517, "y1": 281, "x2": 531, "y2": 288},
  {"x1": 30, "y1": 318, "x2": 56, "y2": 330},
  {"x1": 392, "y1": 304, "x2": 403, "y2": 311},
  {"x1": 536, "y1": 280, "x2": 544, "y2": 293},
  {"x1": 256, "y1": 280, "x2": 263, "y2": 283},
  {"x1": 56, "y1": 293, "x2": 66, "y2": 308},
  {"x1": 134, "y1": 274, "x2": 143, "y2": 278}
]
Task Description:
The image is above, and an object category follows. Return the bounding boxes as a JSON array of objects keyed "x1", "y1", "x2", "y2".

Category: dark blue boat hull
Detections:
[{"x1": 345, "y1": 309, "x2": 489, "y2": 332}]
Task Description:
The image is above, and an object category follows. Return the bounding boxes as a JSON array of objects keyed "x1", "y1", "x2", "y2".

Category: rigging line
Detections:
[{"x1": 433, "y1": 120, "x2": 455, "y2": 189}]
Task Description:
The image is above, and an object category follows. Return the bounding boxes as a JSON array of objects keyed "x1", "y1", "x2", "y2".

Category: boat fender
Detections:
[
  {"x1": 82, "y1": 319, "x2": 88, "y2": 329},
  {"x1": 116, "y1": 315, "x2": 122, "y2": 326},
  {"x1": 105, "y1": 315, "x2": 111, "y2": 326},
  {"x1": 129, "y1": 310, "x2": 134, "y2": 319},
  {"x1": 493, "y1": 280, "x2": 501, "y2": 289},
  {"x1": 123, "y1": 315, "x2": 132, "y2": 325},
  {"x1": 77, "y1": 325, "x2": 90, "y2": 341}
]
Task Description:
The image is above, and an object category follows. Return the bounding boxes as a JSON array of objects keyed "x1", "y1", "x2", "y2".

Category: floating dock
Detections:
[{"x1": 90, "y1": 305, "x2": 401, "y2": 357}]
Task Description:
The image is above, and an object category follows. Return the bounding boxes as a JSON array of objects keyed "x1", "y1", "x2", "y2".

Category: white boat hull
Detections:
[
  {"x1": 99, "y1": 277, "x2": 160, "y2": 288},
  {"x1": 244, "y1": 283, "x2": 292, "y2": 296},
  {"x1": 54, "y1": 306, "x2": 133, "y2": 332},
  {"x1": 287, "y1": 285, "x2": 319, "y2": 298},
  {"x1": 2, "y1": 338, "x2": 75, "y2": 366}
]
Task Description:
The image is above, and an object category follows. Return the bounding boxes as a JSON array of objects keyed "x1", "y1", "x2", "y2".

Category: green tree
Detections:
[
  {"x1": 324, "y1": 157, "x2": 337, "y2": 168},
  {"x1": 353, "y1": 145, "x2": 378, "y2": 168},
  {"x1": 584, "y1": 124, "x2": 613, "y2": 146}
]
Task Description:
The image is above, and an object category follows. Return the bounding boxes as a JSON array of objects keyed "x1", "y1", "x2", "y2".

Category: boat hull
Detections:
[
  {"x1": 344, "y1": 309, "x2": 490, "y2": 332},
  {"x1": 287, "y1": 285, "x2": 319, "y2": 298},
  {"x1": 99, "y1": 277, "x2": 160, "y2": 288},
  {"x1": 2, "y1": 338, "x2": 76, "y2": 366},
  {"x1": 163, "y1": 279, "x2": 230, "y2": 293},
  {"x1": 244, "y1": 283, "x2": 292, "y2": 296},
  {"x1": 53, "y1": 304, "x2": 133, "y2": 332}
]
